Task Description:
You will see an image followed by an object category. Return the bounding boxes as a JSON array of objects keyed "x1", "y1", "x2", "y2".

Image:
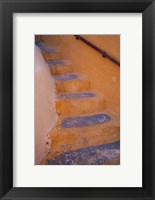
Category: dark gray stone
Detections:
[
  {"x1": 48, "y1": 141, "x2": 120, "y2": 165},
  {"x1": 47, "y1": 60, "x2": 65, "y2": 65},
  {"x1": 35, "y1": 42, "x2": 56, "y2": 53},
  {"x1": 54, "y1": 74, "x2": 79, "y2": 81},
  {"x1": 59, "y1": 92, "x2": 96, "y2": 99},
  {"x1": 61, "y1": 114, "x2": 111, "y2": 128}
]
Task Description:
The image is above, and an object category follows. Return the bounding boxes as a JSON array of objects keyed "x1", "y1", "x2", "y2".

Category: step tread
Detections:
[
  {"x1": 47, "y1": 60, "x2": 66, "y2": 66},
  {"x1": 48, "y1": 141, "x2": 120, "y2": 165},
  {"x1": 54, "y1": 74, "x2": 79, "y2": 81},
  {"x1": 58, "y1": 92, "x2": 96, "y2": 99},
  {"x1": 36, "y1": 42, "x2": 58, "y2": 53},
  {"x1": 50, "y1": 65, "x2": 73, "y2": 75},
  {"x1": 55, "y1": 78, "x2": 91, "y2": 94},
  {"x1": 61, "y1": 113, "x2": 111, "y2": 128},
  {"x1": 43, "y1": 52, "x2": 62, "y2": 61},
  {"x1": 56, "y1": 92, "x2": 106, "y2": 116},
  {"x1": 47, "y1": 59, "x2": 71, "y2": 66},
  {"x1": 48, "y1": 118, "x2": 120, "y2": 160}
]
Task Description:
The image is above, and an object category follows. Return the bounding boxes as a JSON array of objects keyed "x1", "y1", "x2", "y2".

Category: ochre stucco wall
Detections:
[
  {"x1": 35, "y1": 46, "x2": 58, "y2": 164},
  {"x1": 42, "y1": 35, "x2": 120, "y2": 125}
]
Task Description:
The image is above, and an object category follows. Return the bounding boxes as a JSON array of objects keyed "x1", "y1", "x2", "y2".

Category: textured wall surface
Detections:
[
  {"x1": 35, "y1": 46, "x2": 58, "y2": 164},
  {"x1": 42, "y1": 35, "x2": 120, "y2": 123}
]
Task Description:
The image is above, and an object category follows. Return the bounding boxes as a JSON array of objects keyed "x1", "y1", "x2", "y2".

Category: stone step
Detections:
[
  {"x1": 36, "y1": 42, "x2": 59, "y2": 53},
  {"x1": 47, "y1": 60, "x2": 71, "y2": 66},
  {"x1": 43, "y1": 52, "x2": 62, "y2": 61},
  {"x1": 47, "y1": 117, "x2": 120, "y2": 160},
  {"x1": 61, "y1": 113, "x2": 111, "y2": 128},
  {"x1": 59, "y1": 92, "x2": 96, "y2": 99},
  {"x1": 50, "y1": 65, "x2": 73, "y2": 75},
  {"x1": 54, "y1": 73, "x2": 78, "y2": 81},
  {"x1": 48, "y1": 141, "x2": 120, "y2": 165},
  {"x1": 56, "y1": 92, "x2": 106, "y2": 116},
  {"x1": 55, "y1": 76, "x2": 91, "y2": 94}
]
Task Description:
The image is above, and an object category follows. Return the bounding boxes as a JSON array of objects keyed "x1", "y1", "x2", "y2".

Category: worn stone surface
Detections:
[
  {"x1": 48, "y1": 141, "x2": 120, "y2": 165},
  {"x1": 61, "y1": 113, "x2": 111, "y2": 128},
  {"x1": 50, "y1": 65, "x2": 73, "y2": 75},
  {"x1": 47, "y1": 60, "x2": 66, "y2": 66},
  {"x1": 56, "y1": 94, "x2": 106, "y2": 116},
  {"x1": 43, "y1": 52, "x2": 62, "y2": 61},
  {"x1": 54, "y1": 74, "x2": 79, "y2": 81},
  {"x1": 46, "y1": 118, "x2": 120, "y2": 161},
  {"x1": 35, "y1": 42, "x2": 57, "y2": 53},
  {"x1": 59, "y1": 92, "x2": 96, "y2": 99},
  {"x1": 55, "y1": 79, "x2": 91, "y2": 94}
]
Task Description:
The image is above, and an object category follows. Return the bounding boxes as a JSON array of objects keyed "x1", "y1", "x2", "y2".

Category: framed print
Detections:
[
  {"x1": 0, "y1": 0, "x2": 155, "y2": 199},
  {"x1": 35, "y1": 34, "x2": 120, "y2": 166}
]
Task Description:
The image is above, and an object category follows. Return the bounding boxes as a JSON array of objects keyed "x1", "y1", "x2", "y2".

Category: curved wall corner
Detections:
[{"x1": 34, "y1": 46, "x2": 58, "y2": 165}]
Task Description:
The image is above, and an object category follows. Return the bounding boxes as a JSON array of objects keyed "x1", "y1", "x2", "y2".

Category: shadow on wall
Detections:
[{"x1": 35, "y1": 46, "x2": 58, "y2": 164}]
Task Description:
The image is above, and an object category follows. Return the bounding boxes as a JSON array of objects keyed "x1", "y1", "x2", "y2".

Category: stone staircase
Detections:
[{"x1": 36, "y1": 41, "x2": 120, "y2": 165}]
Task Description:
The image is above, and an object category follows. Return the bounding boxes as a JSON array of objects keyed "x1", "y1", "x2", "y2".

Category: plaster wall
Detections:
[{"x1": 35, "y1": 46, "x2": 58, "y2": 164}]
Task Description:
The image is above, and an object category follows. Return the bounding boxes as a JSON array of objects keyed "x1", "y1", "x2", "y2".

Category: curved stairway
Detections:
[{"x1": 36, "y1": 41, "x2": 120, "y2": 165}]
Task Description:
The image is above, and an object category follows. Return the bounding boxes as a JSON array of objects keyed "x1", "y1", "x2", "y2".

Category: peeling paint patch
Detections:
[{"x1": 61, "y1": 114, "x2": 111, "y2": 128}]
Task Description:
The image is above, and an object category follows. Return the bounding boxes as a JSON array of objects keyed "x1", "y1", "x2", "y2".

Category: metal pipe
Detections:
[{"x1": 74, "y1": 35, "x2": 120, "y2": 66}]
